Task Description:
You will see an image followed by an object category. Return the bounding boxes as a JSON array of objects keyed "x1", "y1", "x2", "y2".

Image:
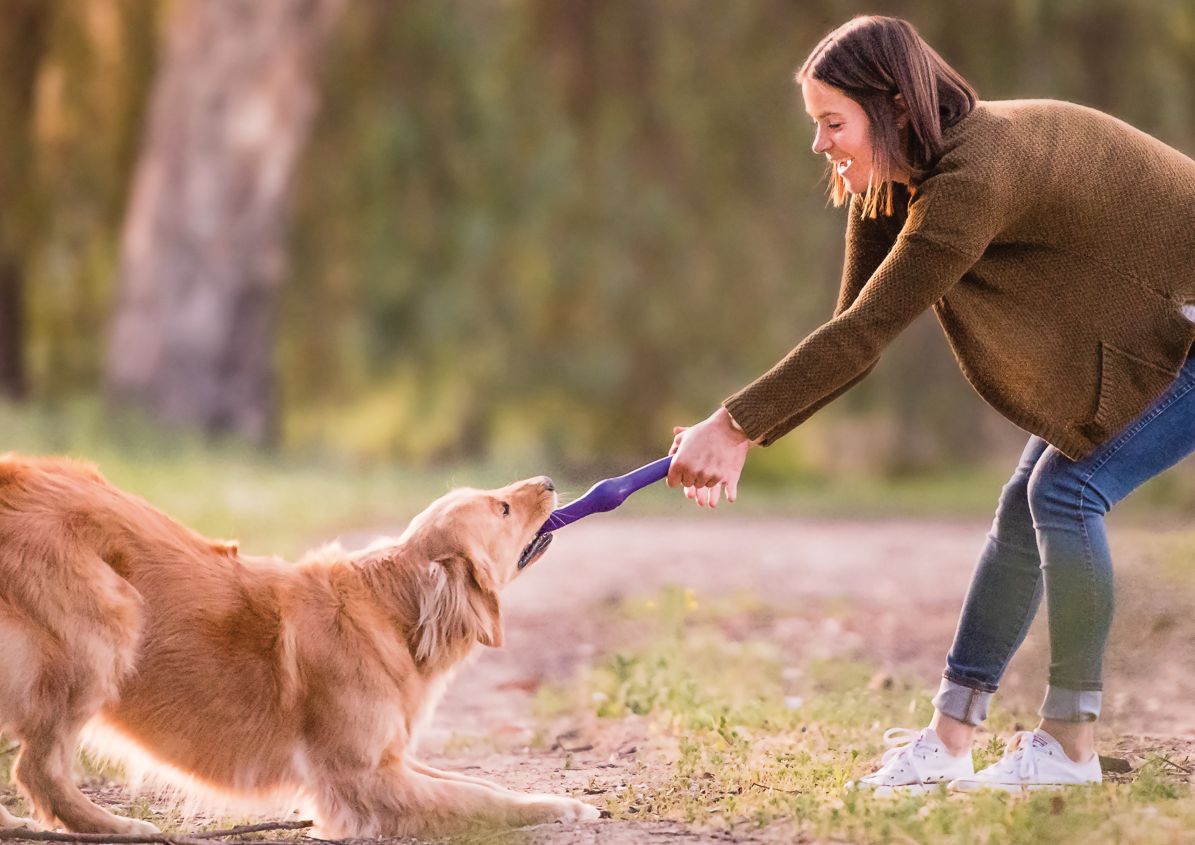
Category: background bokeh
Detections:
[{"x1": 4, "y1": 0, "x2": 1195, "y2": 498}]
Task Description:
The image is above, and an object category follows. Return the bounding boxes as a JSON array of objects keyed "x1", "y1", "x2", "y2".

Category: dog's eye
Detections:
[{"x1": 500, "y1": 501, "x2": 511, "y2": 517}]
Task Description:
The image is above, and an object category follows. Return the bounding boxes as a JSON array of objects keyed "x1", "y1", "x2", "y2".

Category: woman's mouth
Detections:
[{"x1": 835, "y1": 157, "x2": 854, "y2": 176}]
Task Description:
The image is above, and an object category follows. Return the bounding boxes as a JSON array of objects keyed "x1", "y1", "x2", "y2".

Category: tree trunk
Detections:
[
  {"x1": 0, "y1": 0, "x2": 51, "y2": 400},
  {"x1": 106, "y1": 0, "x2": 344, "y2": 442}
]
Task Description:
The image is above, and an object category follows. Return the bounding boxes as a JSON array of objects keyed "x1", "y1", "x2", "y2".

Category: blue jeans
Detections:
[{"x1": 933, "y1": 353, "x2": 1195, "y2": 725}]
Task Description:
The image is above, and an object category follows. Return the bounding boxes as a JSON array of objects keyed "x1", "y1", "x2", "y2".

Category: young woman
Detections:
[{"x1": 666, "y1": 15, "x2": 1195, "y2": 792}]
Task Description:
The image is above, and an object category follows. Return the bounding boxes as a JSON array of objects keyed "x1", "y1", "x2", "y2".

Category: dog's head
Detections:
[{"x1": 398, "y1": 476, "x2": 556, "y2": 664}]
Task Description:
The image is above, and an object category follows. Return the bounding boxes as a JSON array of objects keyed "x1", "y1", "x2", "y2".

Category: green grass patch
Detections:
[{"x1": 541, "y1": 586, "x2": 1195, "y2": 844}]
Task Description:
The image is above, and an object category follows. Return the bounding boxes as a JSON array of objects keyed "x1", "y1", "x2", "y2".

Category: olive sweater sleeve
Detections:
[{"x1": 723, "y1": 152, "x2": 1010, "y2": 446}]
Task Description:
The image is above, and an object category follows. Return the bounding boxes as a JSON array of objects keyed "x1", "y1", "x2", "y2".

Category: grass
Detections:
[{"x1": 537, "y1": 586, "x2": 1195, "y2": 845}]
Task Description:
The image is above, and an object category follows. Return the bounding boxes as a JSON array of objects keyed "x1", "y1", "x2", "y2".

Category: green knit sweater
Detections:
[{"x1": 723, "y1": 99, "x2": 1195, "y2": 460}]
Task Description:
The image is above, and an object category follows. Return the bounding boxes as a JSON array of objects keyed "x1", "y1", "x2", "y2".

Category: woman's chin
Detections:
[{"x1": 841, "y1": 172, "x2": 871, "y2": 194}]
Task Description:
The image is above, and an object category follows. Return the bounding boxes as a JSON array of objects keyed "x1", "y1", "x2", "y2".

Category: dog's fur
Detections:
[{"x1": 0, "y1": 453, "x2": 597, "y2": 837}]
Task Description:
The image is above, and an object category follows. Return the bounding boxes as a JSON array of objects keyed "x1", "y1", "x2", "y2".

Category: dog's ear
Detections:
[
  {"x1": 462, "y1": 552, "x2": 503, "y2": 649},
  {"x1": 414, "y1": 553, "x2": 503, "y2": 665}
]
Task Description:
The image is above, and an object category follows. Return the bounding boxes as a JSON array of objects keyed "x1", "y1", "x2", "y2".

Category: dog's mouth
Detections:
[{"x1": 517, "y1": 532, "x2": 553, "y2": 570}]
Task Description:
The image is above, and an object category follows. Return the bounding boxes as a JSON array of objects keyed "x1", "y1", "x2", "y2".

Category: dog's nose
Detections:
[{"x1": 540, "y1": 476, "x2": 555, "y2": 492}]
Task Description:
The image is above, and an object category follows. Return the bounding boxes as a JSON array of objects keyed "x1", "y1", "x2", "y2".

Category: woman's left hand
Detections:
[{"x1": 667, "y1": 407, "x2": 752, "y2": 508}]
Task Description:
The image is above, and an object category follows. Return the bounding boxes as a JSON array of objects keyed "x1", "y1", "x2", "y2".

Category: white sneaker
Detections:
[
  {"x1": 848, "y1": 727, "x2": 975, "y2": 795},
  {"x1": 949, "y1": 729, "x2": 1101, "y2": 793}
]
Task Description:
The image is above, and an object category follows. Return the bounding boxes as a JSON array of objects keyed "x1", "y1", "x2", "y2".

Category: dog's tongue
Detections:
[{"x1": 518, "y1": 532, "x2": 553, "y2": 570}]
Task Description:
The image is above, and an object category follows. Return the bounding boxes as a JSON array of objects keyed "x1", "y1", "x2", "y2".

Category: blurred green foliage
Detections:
[{"x1": 9, "y1": 0, "x2": 1195, "y2": 480}]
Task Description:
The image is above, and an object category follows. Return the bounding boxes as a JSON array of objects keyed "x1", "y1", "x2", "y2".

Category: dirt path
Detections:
[
  {"x1": 424, "y1": 516, "x2": 985, "y2": 743},
  {"x1": 397, "y1": 516, "x2": 1195, "y2": 844}
]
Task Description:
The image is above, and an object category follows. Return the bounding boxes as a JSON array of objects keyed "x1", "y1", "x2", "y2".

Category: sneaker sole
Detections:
[{"x1": 949, "y1": 779, "x2": 1099, "y2": 793}]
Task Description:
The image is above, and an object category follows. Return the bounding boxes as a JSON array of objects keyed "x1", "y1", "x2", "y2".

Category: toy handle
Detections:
[{"x1": 538, "y1": 456, "x2": 673, "y2": 534}]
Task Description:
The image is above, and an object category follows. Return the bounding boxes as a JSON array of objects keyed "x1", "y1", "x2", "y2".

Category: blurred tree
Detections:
[
  {"x1": 106, "y1": 0, "x2": 344, "y2": 443},
  {"x1": 3, "y1": 0, "x2": 1191, "y2": 475},
  {"x1": 0, "y1": 0, "x2": 51, "y2": 399},
  {"x1": 28, "y1": 0, "x2": 159, "y2": 397}
]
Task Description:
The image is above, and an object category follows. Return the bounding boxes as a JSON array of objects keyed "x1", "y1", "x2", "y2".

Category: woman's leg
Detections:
[
  {"x1": 932, "y1": 436, "x2": 1052, "y2": 745},
  {"x1": 851, "y1": 443, "x2": 1053, "y2": 789},
  {"x1": 936, "y1": 355, "x2": 1195, "y2": 752},
  {"x1": 1026, "y1": 356, "x2": 1195, "y2": 734}
]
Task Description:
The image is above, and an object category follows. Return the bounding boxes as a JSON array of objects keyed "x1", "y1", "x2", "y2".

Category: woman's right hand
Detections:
[{"x1": 667, "y1": 407, "x2": 752, "y2": 508}]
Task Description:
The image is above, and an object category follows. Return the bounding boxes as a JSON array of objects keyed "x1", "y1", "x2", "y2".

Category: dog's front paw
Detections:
[
  {"x1": 113, "y1": 816, "x2": 161, "y2": 836},
  {"x1": 566, "y1": 799, "x2": 601, "y2": 822},
  {"x1": 522, "y1": 795, "x2": 600, "y2": 824},
  {"x1": 0, "y1": 808, "x2": 44, "y2": 832}
]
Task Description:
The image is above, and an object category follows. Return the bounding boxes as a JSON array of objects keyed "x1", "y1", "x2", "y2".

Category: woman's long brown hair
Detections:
[{"x1": 798, "y1": 16, "x2": 977, "y2": 217}]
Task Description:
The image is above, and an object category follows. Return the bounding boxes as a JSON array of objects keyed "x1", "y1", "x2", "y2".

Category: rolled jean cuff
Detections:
[
  {"x1": 1039, "y1": 686, "x2": 1101, "y2": 722},
  {"x1": 932, "y1": 678, "x2": 993, "y2": 726}
]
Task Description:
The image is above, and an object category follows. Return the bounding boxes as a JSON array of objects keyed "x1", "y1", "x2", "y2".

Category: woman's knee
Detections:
[
  {"x1": 989, "y1": 437, "x2": 1051, "y2": 539},
  {"x1": 1026, "y1": 451, "x2": 1107, "y2": 526}
]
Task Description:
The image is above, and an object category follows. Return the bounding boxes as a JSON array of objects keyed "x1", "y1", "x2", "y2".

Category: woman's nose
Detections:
[{"x1": 811, "y1": 127, "x2": 831, "y2": 155}]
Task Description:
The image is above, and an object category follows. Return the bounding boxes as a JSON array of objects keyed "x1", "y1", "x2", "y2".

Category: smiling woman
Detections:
[
  {"x1": 803, "y1": 78, "x2": 876, "y2": 192},
  {"x1": 797, "y1": 16, "x2": 976, "y2": 217},
  {"x1": 666, "y1": 12, "x2": 1195, "y2": 799}
]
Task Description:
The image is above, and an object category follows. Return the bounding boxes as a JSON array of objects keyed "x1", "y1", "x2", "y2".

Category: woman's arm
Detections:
[
  {"x1": 726, "y1": 159, "x2": 1008, "y2": 445},
  {"x1": 668, "y1": 148, "x2": 1013, "y2": 504}
]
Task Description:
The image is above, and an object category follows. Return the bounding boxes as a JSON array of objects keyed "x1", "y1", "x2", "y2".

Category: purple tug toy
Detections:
[{"x1": 517, "y1": 456, "x2": 673, "y2": 569}]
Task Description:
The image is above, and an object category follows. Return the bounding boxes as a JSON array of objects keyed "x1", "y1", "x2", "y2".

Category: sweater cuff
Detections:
[{"x1": 722, "y1": 393, "x2": 777, "y2": 445}]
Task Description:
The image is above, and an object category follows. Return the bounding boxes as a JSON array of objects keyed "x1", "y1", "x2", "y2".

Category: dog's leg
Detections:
[
  {"x1": 14, "y1": 725, "x2": 158, "y2": 835},
  {"x1": 3, "y1": 572, "x2": 157, "y2": 835},
  {"x1": 0, "y1": 801, "x2": 43, "y2": 831},
  {"x1": 405, "y1": 758, "x2": 526, "y2": 795},
  {"x1": 311, "y1": 760, "x2": 599, "y2": 839}
]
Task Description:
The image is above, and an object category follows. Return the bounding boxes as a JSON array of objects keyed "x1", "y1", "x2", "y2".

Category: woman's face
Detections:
[{"x1": 802, "y1": 77, "x2": 874, "y2": 194}]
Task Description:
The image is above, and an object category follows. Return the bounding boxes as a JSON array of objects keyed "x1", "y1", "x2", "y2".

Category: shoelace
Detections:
[
  {"x1": 877, "y1": 727, "x2": 928, "y2": 780},
  {"x1": 1004, "y1": 730, "x2": 1040, "y2": 781}
]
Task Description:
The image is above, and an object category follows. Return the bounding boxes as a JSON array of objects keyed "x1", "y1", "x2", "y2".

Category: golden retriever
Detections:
[{"x1": 0, "y1": 453, "x2": 598, "y2": 837}]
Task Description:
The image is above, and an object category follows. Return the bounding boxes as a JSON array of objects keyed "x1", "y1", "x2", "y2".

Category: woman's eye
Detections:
[
  {"x1": 827, "y1": 123, "x2": 842, "y2": 130},
  {"x1": 501, "y1": 502, "x2": 511, "y2": 516}
]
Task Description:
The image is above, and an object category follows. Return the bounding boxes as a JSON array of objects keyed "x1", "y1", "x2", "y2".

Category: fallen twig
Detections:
[
  {"x1": 181, "y1": 822, "x2": 313, "y2": 839},
  {"x1": 1157, "y1": 754, "x2": 1193, "y2": 775},
  {"x1": 749, "y1": 781, "x2": 801, "y2": 795},
  {"x1": 0, "y1": 820, "x2": 313, "y2": 845}
]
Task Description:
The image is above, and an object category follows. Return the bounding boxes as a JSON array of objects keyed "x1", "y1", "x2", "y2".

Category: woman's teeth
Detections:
[{"x1": 836, "y1": 158, "x2": 853, "y2": 176}]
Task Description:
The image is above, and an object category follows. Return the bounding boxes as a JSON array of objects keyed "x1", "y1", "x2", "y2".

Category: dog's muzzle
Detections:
[{"x1": 517, "y1": 532, "x2": 553, "y2": 570}]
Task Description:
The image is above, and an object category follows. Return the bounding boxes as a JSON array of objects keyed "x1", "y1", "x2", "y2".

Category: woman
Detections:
[{"x1": 667, "y1": 15, "x2": 1195, "y2": 792}]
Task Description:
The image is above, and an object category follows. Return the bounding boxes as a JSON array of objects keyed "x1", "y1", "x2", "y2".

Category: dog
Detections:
[{"x1": 0, "y1": 453, "x2": 599, "y2": 837}]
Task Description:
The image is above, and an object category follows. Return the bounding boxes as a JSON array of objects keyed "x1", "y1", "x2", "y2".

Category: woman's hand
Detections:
[{"x1": 667, "y1": 407, "x2": 752, "y2": 508}]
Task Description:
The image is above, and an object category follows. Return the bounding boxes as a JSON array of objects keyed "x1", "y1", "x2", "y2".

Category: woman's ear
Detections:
[{"x1": 893, "y1": 93, "x2": 910, "y2": 129}]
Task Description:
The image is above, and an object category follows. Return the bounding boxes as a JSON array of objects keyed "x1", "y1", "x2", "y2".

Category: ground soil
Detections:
[
  {"x1": 9, "y1": 516, "x2": 1195, "y2": 844},
  {"x1": 412, "y1": 516, "x2": 1195, "y2": 843}
]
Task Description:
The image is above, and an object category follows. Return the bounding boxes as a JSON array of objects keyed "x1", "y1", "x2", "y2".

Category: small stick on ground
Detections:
[
  {"x1": 1157, "y1": 754, "x2": 1193, "y2": 775},
  {"x1": 0, "y1": 820, "x2": 313, "y2": 845},
  {"x1": 749, "y1": 782, "x2": 801, "y2": 795}
]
